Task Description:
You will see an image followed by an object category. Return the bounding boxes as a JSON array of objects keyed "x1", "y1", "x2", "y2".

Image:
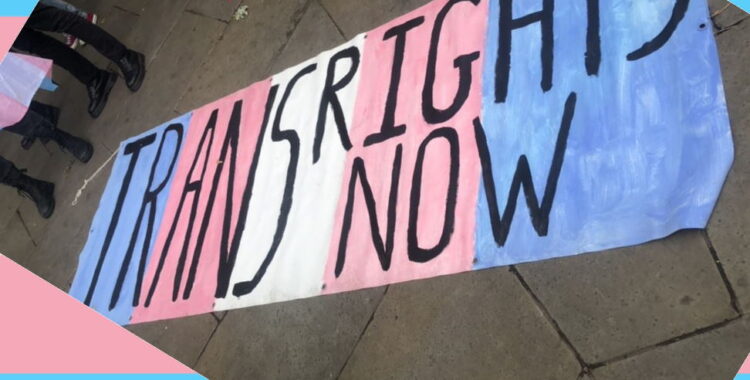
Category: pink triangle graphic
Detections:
[{"x1": 0, "y1": 254, "x2": 200, "y2": 375}]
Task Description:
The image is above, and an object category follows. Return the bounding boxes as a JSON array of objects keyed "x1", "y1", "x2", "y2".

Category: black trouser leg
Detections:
[
  {"x1": 13, "y1": 28, "x2": 98, "y2": 86},
  {"x1": 4, "y1": 102, "x2": 57, "y2": 140},
  {"x1": 0, "y1": 156, "x2": 14, "y2": 183},
  {"x1": 26, "y1": 5, "x2": 127, "y2": 63}
]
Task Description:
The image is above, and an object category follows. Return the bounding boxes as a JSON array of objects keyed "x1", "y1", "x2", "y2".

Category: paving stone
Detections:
[
  {"x1": 195, "y1": 287, "x2": 387, "y2": 380},
  {"x1": 186, "y1": 0, "x2": 239, "y2": 22},
  {"x1": 99, "y1": 11, "x2": 227, "y2": 149},
  {"x1": 0, "y1": 213, "x2": 36, "y2": 268},
  {"x1": 319, "y1": 0, "x2": 432, "y2": 39},
  {"x1": 93, "y1": 6, "x2": 141, "y2": 57},
  {"x1": 174, "y1": 0, "x2": 308, "y2": 114},
  {"x1": 708, "y1": 0, "x2": 748, "y2": 31},
  {"x1": 119, "y1": 0, "x2": 191, "y2": 63},
  {"x1": 266, "y1": 0, "x2": 346, "y2": 75},
  {"x1": 127, "y1": 314, "x2": 218, "y2": 368},
  {"x1": 0, "y1": 189, "x2": 20, "y2": 235},
  {"x1": 593, "y1": 317, "x2": 750, "y2": 380},
  {"x1": 111, "y1": 0, "x2": 150, "y2": 16},
  {"x1": 340, "y1": 269, "x2": 581, "y2": 380},
  {"x1": 708, "y1": 18, "x2": 750, "y2": 311},
  {"x1": 517, "y1": 230, "x2": 737, "y2": 364}
]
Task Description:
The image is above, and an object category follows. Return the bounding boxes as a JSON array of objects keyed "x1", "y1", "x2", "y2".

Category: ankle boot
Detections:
[
  {"x1": 2, "y1": 167, "x2": 55, "y2": 219},
  {"x1": 117, "y1": 50, "x2": 146, "y2": 92},
  {"x1": 51, "y1": 129, "x2": 94, "y2": 163},
  {"x1": 87, "y1": 70, "x2": 117, "y2": 118}
]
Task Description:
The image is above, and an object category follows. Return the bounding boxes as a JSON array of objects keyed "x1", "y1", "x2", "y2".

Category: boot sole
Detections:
[
  {"x1": 40, "y1": 182, "x2": 55, "y2": 219},
  {"x1": 89, "y1": 73, "x2": 117, "y2": 119},
  {"x1": 42, "y1": 197, "x2": 55, "y2": 219},
  {"x1": 127, "y1": 53, "x2": 146, "y2": 92},
  {"x1": 79, "y1": 142, "x2": 94, "y2": 164}
]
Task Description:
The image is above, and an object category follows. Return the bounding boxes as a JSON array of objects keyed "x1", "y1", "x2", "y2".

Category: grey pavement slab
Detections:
[
  {"x1": 174, "y1": 0, "x2": 308, "y2": 114},
  {"x1": 710, "y1": 1, "x2": 749, "y2": 31},
  {"x1": 517, "y1": 230, "x2": 738, "y2": 364},
  {"x1": 127, "y1": 314, "x2": 219, "y2": 368},
  {"x1": 708, "y1": 19, "x2": 750, "y2": 311},
  {"x1": 593, "y1": 317, "x2": 750, "y2": 380},
  {"x1": 319, "y1": 0, "x2": 432, "y2": 39},
  {"x1": 195, "y1": 287, "x2": 387, "y2": 380},
  {"x1": 98, "y1": 11, "x2": 227, "y2": 149},
  {"x1": 119, "y1": 0, "x2": 191, "y2": 63},
  {"x1": 1, "y1": 212, "x2": 36, "y2": 268},
  {"x1": 0, "y1": 189, "x2": 19, "y2": 236},
  {"x1": 186, "y1": 0, "x2": 239, "y2": 22},
  {"x1": 104, "y1": 0, "x2": 149, "y2": 16},
  {"x1": 339, "y1": 269, "x2": 582, "y2": 380},
  {"x1": 266, "y1": 0, "x2": 346, "y2": 75}
]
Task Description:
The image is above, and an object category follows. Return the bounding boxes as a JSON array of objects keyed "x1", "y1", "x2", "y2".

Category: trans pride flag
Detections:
[{"x1": 71, "y1": 0, "x2": 734, "y2": 325}]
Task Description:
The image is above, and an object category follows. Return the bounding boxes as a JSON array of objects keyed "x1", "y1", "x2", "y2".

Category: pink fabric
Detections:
[
  {"x1": 0, "y1": 17, "x2": 28, "y2": 63},
  {"x1": 0, "y1": 93, "x2": 29, "y2": 127},
  {"x1": 0, "y1": 254, "x2": 195, "y2": 373},
  {"x1": 322, "y1": 0, "x2": 488, "y2": 294},
  {"x1": 132, "y1": 80, "x2": 272, "y2": 323},
  {"x1": 0, "y1": 52, "x2": 53, "y2": 128}
]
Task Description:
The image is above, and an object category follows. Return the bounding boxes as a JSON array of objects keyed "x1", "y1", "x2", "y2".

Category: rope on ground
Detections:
[{"x1": 71, "y1": 148, "x2": 119, "y2": 207}]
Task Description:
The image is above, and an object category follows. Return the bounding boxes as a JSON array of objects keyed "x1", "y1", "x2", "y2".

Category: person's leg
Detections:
[
  {"x1": 13, "y1": 29, "x2": 118, "y2": 118},
  {"x1": 4, "y1": 102, "x2": 94, "y2": 163},
  {"x1": 26, "y1": 5, "x2": 145, "y2": 91},
  {"x1": 38, "y1": 0, "x2": 94, "y2": 49},
  {"x1": 38, "y1": 0, "x2": 86, "y2": 18},
  {"x1": 26, "y1": 6, "x2": 125, "y2": 61},
  {"x1": 0, "y1": 156, "x2": 55, "y2": 218},
  {"x1": 13, "y1": 28, "x2": 97, "y2": 85},
  {"x1": 0, "y1": 156, "x2": 13, "y2": 183}
]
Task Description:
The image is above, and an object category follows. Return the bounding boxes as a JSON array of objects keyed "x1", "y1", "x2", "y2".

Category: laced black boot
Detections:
[
  {"x1": 51, "y1": 129, "x2": 94, "y2": 163},
  {"x1": 117, "y1": 50, "x2": 146, "y2": 92},
  {"x1": 87, "y1": 70, "x2": 117, "y2": 118},
  {"x1": 2, "y1": 167, "x2": 55, "y2": 219}
]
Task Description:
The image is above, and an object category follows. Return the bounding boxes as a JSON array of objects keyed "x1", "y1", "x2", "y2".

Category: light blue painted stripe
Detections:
[
  {"x1": 0, "y1": 1, "x2": 38, "y2": 17},
  {"x1": 0, "y1": 375, "x2": 204, "y2": 380},
  {"x1": 730, "y1": 0, "x2": 750, "y2": 14},
  {"x1": 735, "y1": 374, "x2": 750, "y2": 380}
]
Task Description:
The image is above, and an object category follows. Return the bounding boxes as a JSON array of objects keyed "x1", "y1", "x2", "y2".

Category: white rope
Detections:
[{"x1": 71, "y1": 148, "x2": 119, "y2": 206}]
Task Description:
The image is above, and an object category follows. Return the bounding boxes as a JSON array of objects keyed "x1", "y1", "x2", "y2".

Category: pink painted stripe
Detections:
[
  {"x1": 131, "y1": 80, "x2": 272, "y2": 323},
  {"x1": 0, "y1": 17, "x2": 29, "y2": 63},
  {"x1": 0, "y1": 254, "x2": 194, "y2": 374},
  {"x1": 322, "y1": 0, "x2": 487, "y2": 294}
]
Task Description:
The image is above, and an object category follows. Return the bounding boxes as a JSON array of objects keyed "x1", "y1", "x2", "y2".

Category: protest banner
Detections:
[{"x1": 70, "y1": 0, "x2": 734, "y2": 324}]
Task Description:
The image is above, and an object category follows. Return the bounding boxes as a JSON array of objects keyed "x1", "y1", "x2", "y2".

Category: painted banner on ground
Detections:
[{"x1": 70, "y1": 0, "x2": 734, "y2": 324}]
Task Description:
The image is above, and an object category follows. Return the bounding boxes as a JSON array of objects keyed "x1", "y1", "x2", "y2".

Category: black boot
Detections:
[
  {"x1": 2, "y1": 167, "x2": 55, "y2": 219},
  {"x1": 51, "y1": 129, "x2": 94, "y2": 163},
  {"x1": 87, "y1": 70, "x2": 118, "y2": 118},
  {"x1": 117, "y1": 50, "x2": 146, "y2": 92}
]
